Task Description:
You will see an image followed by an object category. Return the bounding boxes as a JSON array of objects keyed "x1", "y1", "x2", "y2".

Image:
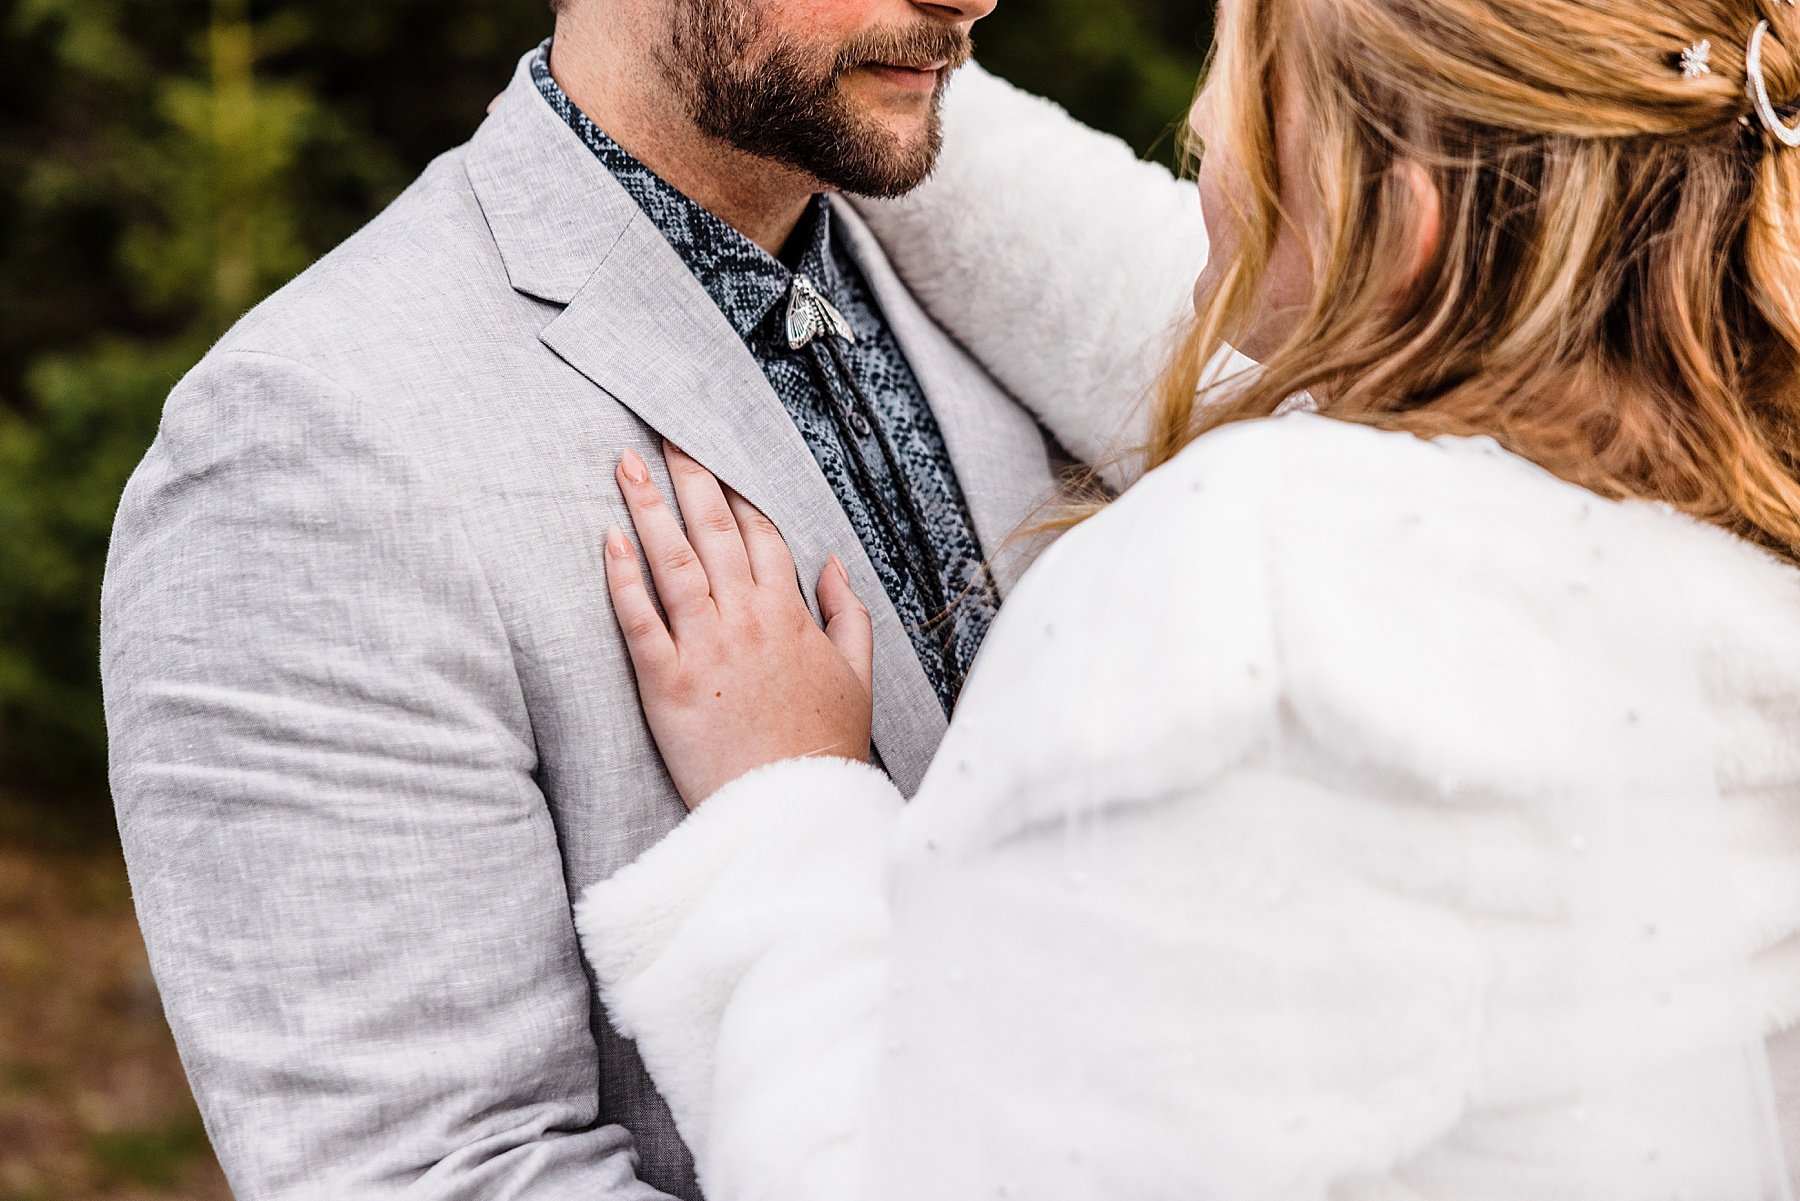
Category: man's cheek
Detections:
[{"x1": 766, "y1": 0, "x2": 871, "y2": 37}]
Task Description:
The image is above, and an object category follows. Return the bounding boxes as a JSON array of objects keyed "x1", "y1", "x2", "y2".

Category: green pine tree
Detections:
[{"x1": 0, "y1": 0, "x2": 399, "y2": 803}]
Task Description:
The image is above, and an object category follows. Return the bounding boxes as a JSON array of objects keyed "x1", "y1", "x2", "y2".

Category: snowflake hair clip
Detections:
[{"x1": 1680, "y1": 39, "x2": 1712, "y2": 79}]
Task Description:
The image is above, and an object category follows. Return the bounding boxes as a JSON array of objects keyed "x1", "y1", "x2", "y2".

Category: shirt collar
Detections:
[{"x1": 530, "y1": 42, "x2": 842, "y2": 344}]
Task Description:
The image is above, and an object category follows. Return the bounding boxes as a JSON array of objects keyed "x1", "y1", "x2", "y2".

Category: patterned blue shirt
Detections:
[{"x1": 533, "y1": 46, "x2": 995, "y2": 714}]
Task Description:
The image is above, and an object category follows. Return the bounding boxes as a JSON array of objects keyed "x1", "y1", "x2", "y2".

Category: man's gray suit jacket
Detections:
[{"x1": 99, "y1": 50, "x2": 1063, "y2": 1201}]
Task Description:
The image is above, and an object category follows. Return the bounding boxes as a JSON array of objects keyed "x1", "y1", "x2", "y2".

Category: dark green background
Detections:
[{"x1": 0, "y1": 0, "x2": 1210, "y2": 831}]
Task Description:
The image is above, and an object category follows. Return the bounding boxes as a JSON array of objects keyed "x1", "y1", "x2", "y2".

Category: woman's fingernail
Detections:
[
  {"x1": 606, "y1": 524, "x2": 631, "y2": 559},
  {"x1": 620, "y1": 449, "x2": 649, "y2": 485},
  {"x1": 831, "y1": 554, "x2": 851, "y2": 584}
]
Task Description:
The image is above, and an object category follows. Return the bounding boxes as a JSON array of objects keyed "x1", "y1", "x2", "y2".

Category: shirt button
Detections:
[{"x1": 849, "y1": 410, "x2": 873, "y2": 437}]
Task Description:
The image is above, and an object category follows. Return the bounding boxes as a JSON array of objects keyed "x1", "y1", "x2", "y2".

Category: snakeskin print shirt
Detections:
[{"x1": 533, "y1": 46, "x2": 995, "y2": 714}]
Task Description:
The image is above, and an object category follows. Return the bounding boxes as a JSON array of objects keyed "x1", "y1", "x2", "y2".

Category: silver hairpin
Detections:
[
  {"x1": 1681, "y1": 39, "x2": 1712, "y2": 78},
  {"x1": 1747, "y1": 20, "x2": 1800, "y2": 147}
]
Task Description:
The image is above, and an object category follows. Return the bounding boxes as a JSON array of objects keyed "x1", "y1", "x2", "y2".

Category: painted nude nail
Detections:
[
  {"x1": 620, "y1": 449, "x2": 650, "y2": 485},
  {"x1": 606, "y1": 524, "x2": 631, "y2": 560}
]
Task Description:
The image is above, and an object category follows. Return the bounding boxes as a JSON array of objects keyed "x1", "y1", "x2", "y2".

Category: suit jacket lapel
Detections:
[
  {"x1": 466, "y1": 53, "x2": 946, "y2": 793},
  {"x1": 830, "y1": 198, "x2": 1062, "y2": 597}
]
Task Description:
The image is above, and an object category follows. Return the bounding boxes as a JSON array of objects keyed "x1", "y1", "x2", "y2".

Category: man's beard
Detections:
[{"x1": 661, "y1": 0, "x2": 973, "y2": 198}]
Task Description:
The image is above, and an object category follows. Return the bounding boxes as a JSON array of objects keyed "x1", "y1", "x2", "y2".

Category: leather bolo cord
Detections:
[{"x1": 801, "y1": 333, "x2": 962, "y2": 697}]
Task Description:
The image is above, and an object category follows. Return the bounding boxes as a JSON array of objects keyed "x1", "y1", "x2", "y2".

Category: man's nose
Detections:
[{"x1": 912, "y1": 0, "x2": 998, "y2": 24}]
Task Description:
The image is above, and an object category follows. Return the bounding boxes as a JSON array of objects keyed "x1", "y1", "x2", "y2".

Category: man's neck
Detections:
[{"x1": 549, "y1": 18, "x2": 819, "y2": 257}]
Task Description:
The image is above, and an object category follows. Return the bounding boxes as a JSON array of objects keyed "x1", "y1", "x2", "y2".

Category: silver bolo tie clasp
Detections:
[{"x1": 786, "y1": 275, "x2": 857, "y2": 350}]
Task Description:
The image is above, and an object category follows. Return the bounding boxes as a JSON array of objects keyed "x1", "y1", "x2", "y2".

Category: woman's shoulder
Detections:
[
  {"x1": 1113, "y1": 410, "x2": 1583, "y2": 528},
  {"x1": 1044, "y1": 411, "x2": 1619, "y2": 602},
  {"x1": 1090, "y1": 410, "x2": 1793, "y2": 609},
  {"x1": 960, "y1": 413, "x2": 1800, "y2": 806}
]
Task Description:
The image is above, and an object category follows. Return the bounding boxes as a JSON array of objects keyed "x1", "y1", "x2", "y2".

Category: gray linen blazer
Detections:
[{"x1": 100, "y1": 50, "x2": 1064, "y2": 1201}]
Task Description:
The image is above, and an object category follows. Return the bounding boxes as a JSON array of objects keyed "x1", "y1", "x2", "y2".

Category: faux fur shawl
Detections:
[
  {"x1": 579, "y1": 66, "x2": 1800, "y2": 1201},
  {"x1": 580, "y1": 413, "x2": 1800, "y2": 1201}
]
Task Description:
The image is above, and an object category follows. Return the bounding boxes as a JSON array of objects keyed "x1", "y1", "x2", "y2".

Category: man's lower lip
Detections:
[{"x1": 860, "y1": 64, "x2": 943, "y2": 90}]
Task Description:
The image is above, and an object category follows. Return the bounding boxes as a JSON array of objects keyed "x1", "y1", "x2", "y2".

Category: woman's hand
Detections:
[{"x1": 606, "y1": 443, "x2": 875, "y2": 810}]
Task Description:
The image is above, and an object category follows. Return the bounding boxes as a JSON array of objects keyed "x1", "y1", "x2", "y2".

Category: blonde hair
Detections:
[{"x1": 1136, "y1": 0, "x2": 1800, "y2": 563}]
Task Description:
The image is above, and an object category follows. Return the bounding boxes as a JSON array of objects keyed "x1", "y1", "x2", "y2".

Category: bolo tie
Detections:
[{"x1": 784, "y1": 273, "x2": 963, "y2": 695}]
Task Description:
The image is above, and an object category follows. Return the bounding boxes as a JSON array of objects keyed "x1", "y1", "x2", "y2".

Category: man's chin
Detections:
[
  {"x1": 825, "y1": 140, "x2": 940, "y2": 198},
  {"x1": 709, "y1": 69, "x2": 945, "y2": 198},
  {"x1": 814, "y1": 96, "x2": 941, "y2": 195},
  {"x1": 836, "y1": 76, "x2": 937, "y2": 133}
]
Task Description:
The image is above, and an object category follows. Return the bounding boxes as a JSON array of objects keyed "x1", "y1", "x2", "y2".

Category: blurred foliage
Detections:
[
  {"x1": 0, "y1": 815, "x2": 235, "y2": 1198},
  {"x1": 0, "y1": 0, "x2": 1209, "y2": 822},
  {"x1": 979, "y1": 0, "x2": 1208, "y2": 164},
  {"x1": 86, "y1": 1112, "x2": 212, "y2": 1190}
]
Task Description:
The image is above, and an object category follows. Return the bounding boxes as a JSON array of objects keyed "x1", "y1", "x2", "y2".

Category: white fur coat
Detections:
[{"x1": 576, "y1": 69, "x2": 1800, "y2": 1201}]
